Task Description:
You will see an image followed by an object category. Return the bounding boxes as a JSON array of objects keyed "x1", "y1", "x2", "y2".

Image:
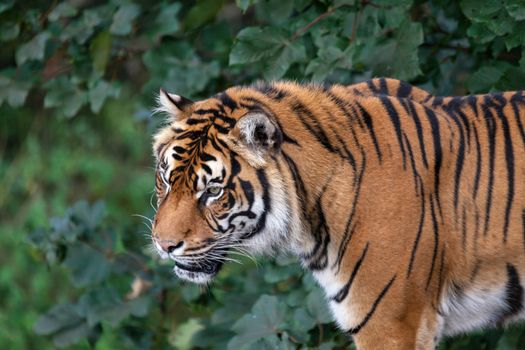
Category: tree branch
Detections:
[{"x1": 290, "y1": 8, "x2": 336, "y2": 42}]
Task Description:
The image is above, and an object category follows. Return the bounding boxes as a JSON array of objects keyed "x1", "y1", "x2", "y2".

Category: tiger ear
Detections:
[
  {"x1": 157, "y1": 88, "x2": 194, "y2": 119},
  {"x1": 228, "y1": 112, "x2": 283, "y2": 168}
]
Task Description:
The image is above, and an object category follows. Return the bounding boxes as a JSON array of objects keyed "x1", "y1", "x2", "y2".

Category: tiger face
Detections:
[{"x1": 151, "y1": 89, "x2": 290, "y2": 284}]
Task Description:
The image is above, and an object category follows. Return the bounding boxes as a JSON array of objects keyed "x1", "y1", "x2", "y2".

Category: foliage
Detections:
[{"x1": 2, "y1": 0, "x2": 525, "y2": 349}]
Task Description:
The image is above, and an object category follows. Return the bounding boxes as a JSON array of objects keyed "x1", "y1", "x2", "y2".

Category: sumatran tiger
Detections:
[{"x1": 150, "y1": 77, "x2": 525, "y2": 349}]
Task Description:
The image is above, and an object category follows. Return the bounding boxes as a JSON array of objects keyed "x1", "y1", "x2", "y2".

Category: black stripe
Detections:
[
  {"x1": 426, "y1": 194, "x2": 440, "y2": 290},
  {"x1": 303, "y1": 174, "x2": 333, "y2": 270},
  {"x1": 501, "y1": 264, "x2": 523, "y2": 321},
  {"x1": 493, "y1": 94, "x2": 515, "y2": 242},
  {"x1": 403, "y1": 132, "x2": 422, "y2": 196},
  {"x1": 467, "y1": 95, "x2": 479, "y2": 118},
  {"x1": 194, "y1": 108, "x2": 220, "y2": 115},
  {"x1": 461, "y1": 205, "x2": 467, "y2": 251},
  {"x1": 407, "y1": 194, "x2": 426, "y2": 277},
  {"x1": 356, "y1": 102, "x2": 382, "y2": 162},
  {"x1": 346, "y1": 275, "x2": 397, "y2": 335},
  {"x1": 366, "y1": 79, "x2": 379, "y2": 94},
  {"x1": 424, "y1": 107, "x2": 443, "y2": 217},
  {"x1": 472, "y1": 126, "x2": 482, "y2": 199},
  {"x1": 199, "y1": 152, "x2": 217, "y2": 162},
  {"x1": 436, "y1": 248, "x2": 446, "y2": 303},
  {"x1": 397, "y1": 80, "x2": 412, "y2": 98},
  {"x1": 406, "y1": 100, "x2": 429, "y2": 169},
  {"x1": 334, "y1": 150, "x2": 366, "y2": 272},
  {"x1": 378, "y1": 77, "x2": 388, "y2": 94},
  {"x1": 291, "y1": 100, "x2": 341, "y2": 156},
  {"x1": 331, "y1": 127, "x2": 357, "y2": 174},
  {"x1": 379, "y1": 96, "x2": 407, "y2": 169},
  {"x1": 481, "y1": 96, "x2": 497, "y2": 235},
  {"x1": 332, "y1": 243, "x2": 369, "y2": 303},
  {"x1": 322, "y1": 88, "x2": 363, "y2": 137},
  {"x1": 432, "y1": 96, "x2": 444, "y2": 107},
  {"x1": 510, "y1": 93, "x2": 525, "y2": 146},
  {"x1": 253, "y1": 83, "x2": 288, "y2": 100},
  {"x1": 217, "y1": 92, "x2": 238, "y2": 111},
  {"x1": 523, "y1": 209, "x2": 525, "y2": 251},
  {"x1": 281, "y1": 151, "x2": 308, "y2": 206},
  {"x1": 448, "y1": 108, "x2": 466, "y2": 212},
  {"x1": 240, "y1": 169, "x2": 270, "y2": 239},
  {"x1": 186, "y1": 118, "x2": 209, "y2": 125}
]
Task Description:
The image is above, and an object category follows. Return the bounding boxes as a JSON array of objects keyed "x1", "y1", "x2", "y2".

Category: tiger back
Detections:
[{"x1": 151, "y1": 78, "x2": 525, "y2": 349}]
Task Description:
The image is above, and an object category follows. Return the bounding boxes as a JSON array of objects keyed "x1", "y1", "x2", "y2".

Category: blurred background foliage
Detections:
[{"x1": 2, "y1": 0, "x2": 525, "y2": 349}]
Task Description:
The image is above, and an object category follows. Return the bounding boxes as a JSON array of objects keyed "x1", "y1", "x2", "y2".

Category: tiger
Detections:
[{"x1": 151, "y1": 77, "x2": 525, "y2": 349}]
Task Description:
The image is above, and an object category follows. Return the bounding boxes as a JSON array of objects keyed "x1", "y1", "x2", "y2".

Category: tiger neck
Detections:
[{"x1": 277, "y1": 140, "x2": 362, "y2": 267}]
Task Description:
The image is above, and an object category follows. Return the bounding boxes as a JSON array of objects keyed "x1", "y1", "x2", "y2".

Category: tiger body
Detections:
[{"x1": 151, "y1": 78, "x2": 525, "y2": 349}]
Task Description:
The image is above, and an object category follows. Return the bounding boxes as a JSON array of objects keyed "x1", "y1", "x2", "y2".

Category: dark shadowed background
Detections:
[{"x1": 2, "y1": 0, "x2": 525, "y2": 349}]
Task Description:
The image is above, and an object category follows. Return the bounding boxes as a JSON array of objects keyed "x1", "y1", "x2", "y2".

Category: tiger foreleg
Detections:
[{"x1": 351, "y1": 306, "x2": 441, "y2": 350}]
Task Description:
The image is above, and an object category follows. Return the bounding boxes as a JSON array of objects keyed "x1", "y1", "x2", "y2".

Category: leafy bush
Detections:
[{"x1": 2, "y1": 0, "x2": 525, "y2": 349}]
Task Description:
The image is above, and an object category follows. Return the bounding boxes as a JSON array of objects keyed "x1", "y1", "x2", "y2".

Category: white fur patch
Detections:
[{"x1": 440, "y1": 282, "x2": 507, "y2": 335}]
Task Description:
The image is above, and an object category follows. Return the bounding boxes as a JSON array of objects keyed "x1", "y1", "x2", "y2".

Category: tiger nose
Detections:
[{"x1": 157, "y1": 239, "x2": 185, "y2": 254}]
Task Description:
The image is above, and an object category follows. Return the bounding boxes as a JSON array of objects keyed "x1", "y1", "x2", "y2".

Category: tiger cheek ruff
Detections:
[{"x1": 150, "y1": 78, "x2": 525, "y2": 349}]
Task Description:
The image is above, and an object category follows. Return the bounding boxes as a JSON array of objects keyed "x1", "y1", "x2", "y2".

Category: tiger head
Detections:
[{"x1": 151, "y1": 88, "x2": 294, "y2": 284}]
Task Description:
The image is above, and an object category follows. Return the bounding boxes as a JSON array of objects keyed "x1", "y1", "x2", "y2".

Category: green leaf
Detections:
[
  {"x1": 142, "y1": 42, "x2": 221, "y2": 97},
  {"x1": 169, "y1": 318, "x2": 204, "y2": 350},
  {"x1": 34, "y1": 304, "x2": 83, "y2": 335},
  {"x1": 211, "y1": 294, "x2": 259, "y2": 325},
  {"x1": 466, "y1": 65, "x2": 506, "y2": 93},
  {"x1": 34, "y1": 304, "x2": 91, "y2": 348},
  {"x1": 264, "y1": 39, "x2": 306, "y2": 80},
  {"x1": 248, "y1": 333, "x2": 295, "y2": 350},
  {"x1": 230, "y1": 26, "x2": 305, "y2": 79},
  {"x1": 256, "y1": 0, "x2": 294, "y2": 25},
  {"x1": 0, "y1": 0, "x2": 14, "y2": 14},
  {"x1": 306, "y1": 288, "x2": 332, "y2": 324},
  {"x1": 0, "y1": 75, "x2": 31, "y2": 107},
  {"x1": 43, "y1": 77, "x2": 87, "y2": 117},
  {"x1": 88, "y1": 79, "x2": 120, "y2": 113},
  {"x1": 110, "y1": 4, "x2": 140, "y2": 36},
  {"x1": 0, "y1": 22, "x2": 20, "y2": 41},
  {"x1": 292, "y1": 307, "x2": 316, "y2": 331},
  {"x1": 486, "y1": 10, "x2": 515, "y2": 35},
  {"x1": 306, "y1": 45, "x2": 354, "y2": 82},
  {"x1": 79, "y1": 288, "x2": 130, "y2": 327},
  {"x1": 52, "y1": 322, "x2": 91, "y2": 348},
  {"x1": 184, "y1": 0, "x2": 226, "y2": 31},
  {"x1": 63, "y1": 243, "x2": 111, "y2": 287},
  {"x1": 359, "y1": 20, "x2": 423, "y2": 80},
  {"x1": 505, "y1": 0, "x2": 525, "y2": 20},
  {"x1": 230, "y1": 27, "x2": 288, "y2": 64},
  {"x1": 90, "y1": 31, "x2": 112, "y2": 75},
  {"x1": 460, "y1": 0, "x2": 502, "y2": 21},
  {"x1": 48, "y1": 2, "x2": 78, "y2": 22},
  {"x1": 149, "y1": 2, "x2": 181, "y2": 39},
  {"x1": 496, "y1": 327, "x2": 524, "y2": 350},
  {"x1": 467, "y1": 22, "x2": 497, "y2": 43},
  {"x1": 128, "y1": 296, "x2": 150, "y2": 317},
  {"x1": 228, "y1": 295, "x2": 286, "y2": 350},
  {"x1": 15, "y1": 32, "x2": 51, "y2": 65},
  {"x1": 236, "y1": 0, "x2": 258, "y2": 12}
]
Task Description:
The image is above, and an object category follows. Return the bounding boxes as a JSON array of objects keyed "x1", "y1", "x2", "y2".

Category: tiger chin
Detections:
[{"x1": 150, "y1": 78, "x2": 525, "y2": 349}]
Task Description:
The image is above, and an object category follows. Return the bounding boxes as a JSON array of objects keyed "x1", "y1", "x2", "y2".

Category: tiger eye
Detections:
[{"x1": 207, "y1": 186, "x2": 222, "y2": 196}]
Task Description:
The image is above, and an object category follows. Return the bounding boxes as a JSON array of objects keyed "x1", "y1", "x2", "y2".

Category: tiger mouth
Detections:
[{"x1": 174, "y1": 259, "x2": 224, "y2": 275}]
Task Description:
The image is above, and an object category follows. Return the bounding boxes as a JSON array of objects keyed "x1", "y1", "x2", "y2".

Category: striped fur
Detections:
[{"x1": 151, "y1": 78, "x2": 525, "y2": 349}]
